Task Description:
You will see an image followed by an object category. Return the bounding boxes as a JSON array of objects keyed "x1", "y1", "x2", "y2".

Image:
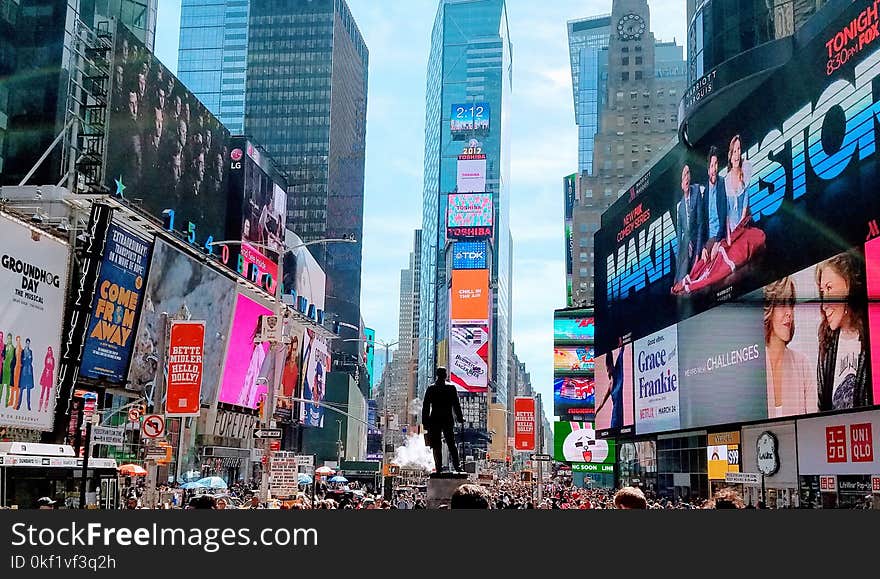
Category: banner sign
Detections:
[
  {"x1": 165, "y1": 321, "x2": 205, "y2": 417},
  {"x1": 514, "y1": 397, "x2": 536, "y2": 452}
]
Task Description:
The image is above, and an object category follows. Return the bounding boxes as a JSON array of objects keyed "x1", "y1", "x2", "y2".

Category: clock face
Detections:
[{"x1": 617, "y1": 13, "x2": 646, "y2": 40}]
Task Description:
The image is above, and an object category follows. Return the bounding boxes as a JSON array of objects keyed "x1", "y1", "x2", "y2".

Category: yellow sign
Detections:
[{"x1": 708, "y1": 431, "x2": 740, "y2": 446}]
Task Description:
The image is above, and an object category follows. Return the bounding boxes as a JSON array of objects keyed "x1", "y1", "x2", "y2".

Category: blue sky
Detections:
[{"x1": 155, "y1": 0, "x2": 687, "y2": 423}]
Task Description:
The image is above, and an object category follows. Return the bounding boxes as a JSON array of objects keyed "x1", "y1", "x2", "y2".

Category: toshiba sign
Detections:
[{"x1": 796, "y1": 410, "x2": 880, "y2": 475}]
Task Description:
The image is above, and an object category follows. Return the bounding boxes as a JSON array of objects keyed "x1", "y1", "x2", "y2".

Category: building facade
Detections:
[
  {"x1": 418, "y1": 0, "x2": 513, "y2": 457},
  {"x1": 245, "y1": 0, "x2": 368, "y2": 383},
  {"x1": 570, "y1": 0, "x2": 685, "y2": 306},
  {"x1": 567, "y1": 15, "x2": 611, "y2": 174},
  {"x1": 178, "y1": 0, "x2": 249, "y2": 134}
]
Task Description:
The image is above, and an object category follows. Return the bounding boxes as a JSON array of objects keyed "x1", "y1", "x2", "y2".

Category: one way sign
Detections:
[{"x1": 253, "y1": 428, "x2": 282, "y2": 439}]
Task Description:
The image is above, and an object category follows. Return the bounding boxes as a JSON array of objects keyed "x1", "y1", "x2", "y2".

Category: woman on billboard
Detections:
[
  {"x1": 672, "y1": 135, "x2": 766, "y2": 294},
  {"x1": 764, "y1": 278, "x2": 816, "y2": 418},
  {"x1": 815, "y1": 252, "x2": 871, "y2": 411},
  {"x1": 38, "y1": 346, "x2": 55, "y2": 413},
  {"x1": 236, "y1": 318, "x2": 271, "y2": 409}
]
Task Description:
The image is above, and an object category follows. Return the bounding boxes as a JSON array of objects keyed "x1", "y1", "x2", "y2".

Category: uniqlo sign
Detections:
[
  {"x1": 825, "y1": 425, "x2": 848, "y2": 463},
  {"x1": 798, "y1": 410, "x2": 880, "y2": 475},
  {"x1": 514, "y1": 397, "x2": 536, "y2": 452},
  {"x1": 819, "y1": 475, "x2": 837, "y2": 492}
]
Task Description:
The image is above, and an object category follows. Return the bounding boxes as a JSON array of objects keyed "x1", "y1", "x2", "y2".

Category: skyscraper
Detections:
[
  {"x1": 178, "y1": 0, "x2": 249, "y2": 134},
  {"x1": 247, "y1": 0, "x2": 368, "y2": 380},
  {"x1": 2, "y1": 0, "x2": 157, "y2": 186},
  {"x1": 419, "y1": 0, "x2": 513, "y2": 454},
  {"x1": 570, "y1": 0, "x2": 685, "y2": 306},
  {"x1": 567, "y1": 15, "x2": 611, "y2": 174}
]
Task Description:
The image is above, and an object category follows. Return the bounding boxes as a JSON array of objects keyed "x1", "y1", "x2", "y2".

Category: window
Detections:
[
  {"x1": 616, "y1": 160, "x2": 625, "y2": 169},
  {"x1": 616, "y1": 91, "x2": 624, "y2": 101},
  {"x1": 657, "y1": 89, "x2": 665, "y2": 97},
  {"x1": 617, "y1": 116, "x2": 624, "y2": 126},
  {"x1": 579, "y1": 223, "x2": 589, "y2": 233},
  {"x1": 579, "y1": 267, "x2": 588, "y2": 277},
  {"x1": 635, "y1": 56, "x2": 643, "y2": 65},
  {"x1": 669, "y1": 89, "x2": 677, "y2": 97},
  {"x1": 622, "y1": 56, "x2": 629, "y2": 65},
  {"x1": 621, "y1": 71, "x2": 629, "y2": 81},
  {"x1": 622, "y1": 46, "x2": 629, "y2": 53},
  {"x1": 635, "y1": 45, "x2": 642, "y2": 52},
  {"x1": 604, "y1": 188, "x2": 613, "y2": 196},
  {"x1": 630, "y1": 91, "x2": 637, "y2": 99},
  {"x1": 644, "y1": 115, "x2": 651, "y2": 124},
  {"x1": 635, "y1": 70, "x2": 643, "y2": 80},
  {"x1": 616, "y1": 144, "x2": 624, "y2": 154},
  {"x1": 585, "y1": 188, "x2": 593, "y2": 198},
  {"x1": 579, "y1": 238, "x2": 589, "y2": 248},
  {"x1": 580, "y1": 252, "x2": 589, "y2": 263},
  {"x1": 579, "y1": 282, "x2": 588, "y2": 289},
  {"x1": 632, "y1": 159, "x2": 640, "y2": 168}
]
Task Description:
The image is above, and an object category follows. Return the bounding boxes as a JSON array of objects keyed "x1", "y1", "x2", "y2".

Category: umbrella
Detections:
[
  {"x1": 298, "y1": 473, "x2": 313, "y2": 485},
  {"x1": 194, "y1": 476, "x2": 228, "y2": 489},
  {"x1": 180, "y1": 481, "x2": 201, "y2": 490},
  {"x1": 315, "y1": 466, "x2": 335, "y2": 476},
  {"x1": 329, "y1": 475, "x2": 348, "y2": 483},
  {"x1": 118, "y1": 463, "x2": 148, "y2": 476}
]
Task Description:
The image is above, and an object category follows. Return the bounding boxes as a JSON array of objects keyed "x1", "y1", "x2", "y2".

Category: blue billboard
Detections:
[
  {"x1": 366, "y1": 399, "x2": 382, "y2": 461},
  {"x1": 450, "y1": 102, "x2": 490, "y2": 138},
  {"x1": 452, "y1": 241, "x2": 488, "y2": 270},
  {"x1": 80, "y1": 224, "x2": 152, "y2": 383}
]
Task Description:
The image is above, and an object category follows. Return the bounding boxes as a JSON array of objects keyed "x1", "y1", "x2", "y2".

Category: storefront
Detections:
[
  {"x1": 796, "y1": 410, "x2": 880, "y2": 509},
  {"x1": 741, "y1": 421, "x2": 799, "y2": 508},
  {"x1": 618, "y1": 439, "x2": 658, "y2": 495},
  {"x1": 655, "y1": 431, "x2": 708, "y2": 502}
]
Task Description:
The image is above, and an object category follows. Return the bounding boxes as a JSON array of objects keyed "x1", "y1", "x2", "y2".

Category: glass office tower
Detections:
[
  {"x1": 567, "y1": 15, "x2": 610, "y2": 174},
  {"x1": 419, "y1": 0, "x2": 513, "y2": 441},
  {"x1": 178, "y1": 0, "x2": 248, "y2": 134}
]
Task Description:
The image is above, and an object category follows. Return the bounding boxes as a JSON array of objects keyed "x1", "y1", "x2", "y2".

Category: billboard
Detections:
[
  {"x1": 564, "y1": 173, "x2": 576, "y2": 306},
  {"x1": 514, "y1": 397, "x2": 536, "y2": 452},
  {"x1": 450, "y1": 102, "x2": 490, "y2": 138},
  {"x1": 594, "y1": 344, "x2": 634, "y2": 434},
  {"x1": 275, "y1": 321, "x2": 304, "y2": 423},
  {"x1": 366, "y1": 399, "x2": 382, "y2": 460},
  {"x1": 553, "y1": 422, "x2": 616, "y2": 473},
  {"x1": 217, "y1": 293, "x2": 273, "y2": 409},
  {"x1": 447, "y1": 225, "x2": 493, "y2": 239},
  {"x1": 450, "y1": 269, "x2": 489, "y2": 323},
  {"x1": 707, "y1": 431, "x2": 741, "y2": 481},
  {"x1": 868, "y1": 236, "x2": 880, "y2": 404},
  {"x1": 226, "y1": 138, "x2": 288, "y2": 294},
  {"x1": 128, "y1": 239, "x2": 236, "y2": 407},
  {"x1": 106, "y1": 25, "x2": 230, "y2": 242},
  {"x1": 364, "y1": 327, "x2": 375, "y2": 391},
  {"x1": 448, "y1": 193, "x2": 493, "y2": 228},
  {"x1": 456, "y1": 156, "x2": 487, "y2": 193},
  {"x1": 553, "y1": 377, "x2": 594, "y2": 422},
  {"x1": 282, "y1": 230, "x2": 326, "y2": 313},
  {"x1": 449, "y1": 324, "x2": 489, "y2": 393},
  {"x1": 80, "y1": 224, "x2": 152, "y2": 383},
  {"x1": 594, "y1": 0, "x2": 880, "y2": 355},
  {"x1": 301, "y1": 328, "x2": 330, "y2": 428},
  {"x1": 553, "y1": 311, "x2": 595, "y2": 342},
  {"x1": 553, "y1": 346, "x2": 595, "y2": 373},
  {"x1": 165, "y1": 320, "x2": 204, "y2": 416},
  {"x1": 677, "y1": 302, "x2": 767, "y2": 430},
  {"x1": 796, "y1": 409, "x2": 880, "y2": 475},
  {"x1": 452, "y1": 241, "x2": 488, "y2": 270},
  {"x1": 0, "y1": 214, "x2": 70, "y2": 431},
  {"x1": 634, "y1": 325, "x2": 680, "y2": 435}
]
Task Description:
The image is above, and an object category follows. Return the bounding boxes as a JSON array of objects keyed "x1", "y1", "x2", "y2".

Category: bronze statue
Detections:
[{"x1": 422, "y1": 367, "x2": 464, "y2": 472}]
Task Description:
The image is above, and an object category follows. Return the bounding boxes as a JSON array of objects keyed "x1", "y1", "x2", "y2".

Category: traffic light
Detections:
[{"x1": 258, "y1": 397, "x2": 267, "y2": 422}]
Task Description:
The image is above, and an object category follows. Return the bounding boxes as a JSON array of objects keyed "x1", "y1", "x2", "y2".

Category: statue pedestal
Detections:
[{"x1": 427, "y1": 473, "x2": 469, "y2": 509}]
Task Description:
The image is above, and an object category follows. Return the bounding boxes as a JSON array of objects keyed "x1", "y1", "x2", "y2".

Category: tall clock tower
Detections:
[{"x1": 604, "y1": 0, "x2": 656, "y2": 116}]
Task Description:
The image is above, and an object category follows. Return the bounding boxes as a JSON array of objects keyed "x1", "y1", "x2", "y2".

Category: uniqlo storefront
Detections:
[{"x1": 796, "y1": 410, "x2": 880, "y2": 509}]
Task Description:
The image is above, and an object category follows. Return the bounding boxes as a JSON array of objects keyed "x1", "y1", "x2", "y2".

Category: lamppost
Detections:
[{"x1": 205, "y1": 235, "x2": 356, "y2": 504}]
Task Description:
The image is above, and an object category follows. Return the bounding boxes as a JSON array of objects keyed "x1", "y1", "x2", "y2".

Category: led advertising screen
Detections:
[
  {"x1": 447, "y1": 193, "x2": 493, "y2": 228},
  {"x1": 594, "y1": 344, "x2": 634, "y2": 435},
  {"x1": 553, "y1": 311, "x2": 595, "y2": 342},
  {"x1": 364, "y1": 327, "x2": 376, "y2": 391},
  {"x1": 0, "y1": 214, "x2": 70, "y2": 431},
  {"x1": 707, "y1": 431, "x2": 741, "y2": 481},
  {"x1": 80, "y1": 224, "x2": 152, "y2": 384},
  {"x1": 867, "y1": 236, "x2": 880, "y2": 404},
  {"x1": 217, "y1": 293, "x2": 273, "y2": 409},
  {"x1": 452, "y1": 241, "x2": 488, "y2": 270},
  {"x1": 634, "y1": 325, "x2": 681, "y2": 435},
  {"x1": 553, "y1": 346, "x2": 595, "y2": 373},
  {"x1": 456, "y1": 156, "x2": 487, "y2": 193},
  {"x1": 106, "y1": 25, "x2": 231, "y2": 242},
  {"x1": 301, "y1": 328, "x2": 330, "y2": 428},
  {"x1": 366, "y1": 399, "x2": 382, "y2": 461},
  {"x1": 128, "y1": 239, "x2": 236, "y2": 407},
  {"x1": 226, "y1": 138, "x2": 288, "y2": 294},
  {"x1": 594, "y1": 1, "x2": 880, "y2": 355},
  {"x1": 282, "y1": 230, "x2": 326, "y2": 312},
  {"x1": 450, "y1": 269, "x2": 489, "y2": 323},
  {"x1": 553, "y1": 377, "x2": 595, "y2": 422},
  {"x1": 447, "y1": 225, "x2": 493, "y2": 239},
  {"x1": 275, "y1": 321, "x2": 304, "y2": 423},
  {"x1": 795, "y1": 409, "x2": 880, "y2": 476},
  {"x1": 450, "y1": 102, "x2": 490, "y2": 138},
  {"x1": 553, "y1": 422, "x2": 616, "y2": 473},
  {"x1": 449, "y1": 323, "x2": 489, "y2": 393},
  {"x1": 564, "y1": 173, "x2": 576, "y2": 306}
]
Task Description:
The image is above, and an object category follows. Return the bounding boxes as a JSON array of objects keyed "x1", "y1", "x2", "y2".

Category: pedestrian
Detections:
[
  {"x1": 613, "y1": 486, "x2": 648, "y2": 509},
  {"x1": 247, "y1": 495, "x2": 264, "y2": 509},
  {"x1": 450, "y1": 483, "x2": 490, "y2": 509},
  {"x1": 704, "y1": 487, "x2": 745, "y2": 509}
]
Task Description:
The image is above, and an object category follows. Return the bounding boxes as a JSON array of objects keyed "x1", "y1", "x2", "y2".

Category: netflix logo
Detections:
[{"x1": 825, "y1": 425, "x2": 848, "y2": 463}]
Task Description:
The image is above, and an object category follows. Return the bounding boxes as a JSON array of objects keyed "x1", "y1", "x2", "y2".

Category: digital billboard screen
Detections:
[
  {"x1": 449, "y1": 323, "x2": 489, "y2": 393},
  {"x1": 594, "y1": 343, "x2": 634, "y2": 436},
  {"x1": 451, "y1": 269, "x2": 489, "y2": 323},
  {"x1": 553, "y1": 346, "x2": 595, "y2": 373},
  {"x1": 554, "y1": 377, "x2": 594, "y2": 422},
  {"x1": 553, "y1": 422, "x2": 616, "y2": 473},
  {"x1": 106, "y1": 25, "x2": 231, "y2": 242},
  {"x1": 217, "y1": 293, "x2": 273, "y2": 409},
  {"x1": 553, "y1": 310, "x2": 595, "y2": 342},
  {"x1": 450, "y1": 102, "x2": 490, "y2": 138},
  {"x1": 448, "y1": 193, "x2": 493, "y2": 228},
  {"x1": 452, "y1": 241, "x2": 488, "y2": 270},
  {"x1": 593, "y1": 1, "x2": 880, "y2": 356},
  {"x1": 456, "y1": 156, "x2": 487, "y2": 193},
  {"x1": 447, "y1": 226, "x2": 492, "y2": 240},
  {"x1": 867, "y1": 236, "x2": 880, "y2": 405},
  {"x1": 634, "y1": 325, "x2": 680, "y2": 435}
]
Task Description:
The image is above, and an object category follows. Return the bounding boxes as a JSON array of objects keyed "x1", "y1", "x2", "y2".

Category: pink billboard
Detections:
[
  {"x1": 218, "y1": 294, "x2": 273, "y2": 409},
  {"x1": 867, "y1": 237, "x2": 880, "y2": 406}
]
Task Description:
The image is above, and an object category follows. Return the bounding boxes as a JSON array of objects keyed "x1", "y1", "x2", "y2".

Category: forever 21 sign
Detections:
[{"x1": 210, "y1": 409, "x2": 258, "y2": 439}]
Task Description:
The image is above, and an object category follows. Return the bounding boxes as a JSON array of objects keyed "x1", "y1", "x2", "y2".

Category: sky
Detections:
[{"x1": 154, "y1": 0, "x2": 688, "y2": 424}]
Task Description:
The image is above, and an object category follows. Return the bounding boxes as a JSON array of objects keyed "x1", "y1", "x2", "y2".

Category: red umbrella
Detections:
[
  {"x1": 118, "y1": 463, "x2": 148, "y2": 476},
  {"x1": 314, "y1": 466, "x2": 335, "y2": 477}
]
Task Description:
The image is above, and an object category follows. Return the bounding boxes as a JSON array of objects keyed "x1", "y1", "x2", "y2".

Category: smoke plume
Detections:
[{"x1": 392, "y1": 434, "x2": 434, "y2": 472}]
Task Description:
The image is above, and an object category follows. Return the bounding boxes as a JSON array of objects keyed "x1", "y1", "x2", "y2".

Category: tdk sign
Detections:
[{"x1": 453, "y1": 241, "x2": 487, "y2": 269}]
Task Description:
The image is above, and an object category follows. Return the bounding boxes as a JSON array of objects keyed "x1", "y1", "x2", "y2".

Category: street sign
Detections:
[
  {"x1": 295, "y1": 455, "x2": 314, "y2": 467},
  {"x1": 142, "y1": 414, "x2": 165, "y2": 438},
  {"x1": 128, "y1": 407, "x2": 140, "y2": 422},
  {"x1": 92, "y1": 426, "x2": 125, "y2": 448},
  {"x1": 725, "y1": 471, "x2": 761, "y2": 485},
  {"x1": 269, "y1": 440, "x2": 281, "y2": 452},
  {"x1": 253, "y1": 428, "x2": 282, "y2": 439},
  {"x1": 144, "y1": 445, "x2": 168, "y2": 459},
  {"x1": 530, "y1": 453, "x2": 552, "y2": 461}
]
